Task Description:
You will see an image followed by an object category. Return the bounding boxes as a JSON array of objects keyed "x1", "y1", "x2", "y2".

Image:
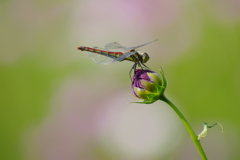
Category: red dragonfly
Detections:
[{"x1": 77, "y1": 39, "x2": 157, "y2": 72}]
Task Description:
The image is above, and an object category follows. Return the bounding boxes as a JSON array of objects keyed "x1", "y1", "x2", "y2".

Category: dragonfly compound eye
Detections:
[{"x1": 142, "y1": 52, "x2": 150, "y2": 63}]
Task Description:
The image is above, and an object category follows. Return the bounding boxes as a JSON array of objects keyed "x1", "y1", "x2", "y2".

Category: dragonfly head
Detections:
[{"x1": 142, "y1": 52, "x2": 150, "y2": 63}]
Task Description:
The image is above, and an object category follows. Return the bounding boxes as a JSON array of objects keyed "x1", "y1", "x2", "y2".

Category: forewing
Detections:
[
  {"x1": 126, "y1": 39, "x2": 158, "y2": 50},
  {"x1": 104, "y1": 42, "x2": 128, "y2": 51},
  {"x1": 114, "y1": 50, "x2": 137, "y2": 62}
]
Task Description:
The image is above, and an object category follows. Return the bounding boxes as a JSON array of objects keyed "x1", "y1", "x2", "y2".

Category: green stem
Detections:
[{"x1": 160, "y1": 94, "x2": 208, "y2": 160}]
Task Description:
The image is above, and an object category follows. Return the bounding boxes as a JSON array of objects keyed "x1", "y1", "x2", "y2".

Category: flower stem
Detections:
[{"x1": 160, "y1": 94, "x2": 208, "y2": 160}]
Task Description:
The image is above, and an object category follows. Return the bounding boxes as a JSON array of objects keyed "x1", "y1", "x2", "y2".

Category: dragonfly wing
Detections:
[
  {"x1": 114, "y1": 51, "x2": 137, "y2": 62},
  {"x1": 87, "y1": 52, "x2": 115, "y2": 65},
  {"x1": 126, "y1": 39, "x2": 158, "y2": 51},
  {"x1": 104, "y1": 42, "x2": 128, "y2": 51},
  {"x1": 92, "y1": 46, "x2": 105, "y2": 50}
]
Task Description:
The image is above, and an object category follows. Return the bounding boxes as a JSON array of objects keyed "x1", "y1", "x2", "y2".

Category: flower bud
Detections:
[
  {"x1": 132, "y1": 69, "x2": 167, "y2": 104},
  {"x1": 198, "y1": 123, "x2": 208, "y2": 140},
  {"x1": 197, "y1": 122, "x2": 223, "y2": 140}
]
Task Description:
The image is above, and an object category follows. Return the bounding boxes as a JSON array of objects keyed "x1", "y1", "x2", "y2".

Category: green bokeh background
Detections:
[{"x1": 1, "y1": 0, "x2": 240, "y2": 160}]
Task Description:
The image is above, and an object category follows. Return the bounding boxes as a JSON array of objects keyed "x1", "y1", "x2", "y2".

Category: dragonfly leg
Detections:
[
  {"x1": 129, "y1": 63, "x2": 137, "y2": 81},
  {"x1": 132, "y1": 54, "x2": 150, "y2": 70},
  {"x1": 138, "y1": 62, "x2": 143, "y2": 69},
  {"x1": 141, "y1": 62, "x2": 150, "y2": 70},
  {"x1": 128, "y1": 55, "x2": 150, "y2": 80}
]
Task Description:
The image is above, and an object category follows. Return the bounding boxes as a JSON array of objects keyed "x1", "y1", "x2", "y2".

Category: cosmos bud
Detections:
[{"x1": 132, "y1": 68, "x2": 167, "y2": 104}]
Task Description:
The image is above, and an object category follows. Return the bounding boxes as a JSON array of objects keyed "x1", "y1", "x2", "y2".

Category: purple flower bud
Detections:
[{"x1": 132, "y1": 69, "x2": 167, "y2": 104}]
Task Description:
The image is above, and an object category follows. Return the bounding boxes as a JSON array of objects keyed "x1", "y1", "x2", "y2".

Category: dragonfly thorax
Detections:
[{"x1": 141, "y1": 52, "x2": 150, "y2": 63}]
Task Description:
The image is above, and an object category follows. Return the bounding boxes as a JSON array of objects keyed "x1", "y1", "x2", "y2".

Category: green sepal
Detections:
[
  {"x1": 132, "y1": 85, "x2": 166, "y2": 104},
  {"x1": 159, "y1": 67, "x2": 167, "y2": 88}
]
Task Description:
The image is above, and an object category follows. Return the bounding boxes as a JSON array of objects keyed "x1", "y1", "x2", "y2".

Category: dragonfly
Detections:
[{"x1": 77, "y1": 39, "x2": 157, "y2": 74}]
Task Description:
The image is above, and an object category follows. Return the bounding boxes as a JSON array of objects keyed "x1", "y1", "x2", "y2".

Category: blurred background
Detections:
[{"x1": 1, "y1": 0, "x2": 240, "y2": 160}]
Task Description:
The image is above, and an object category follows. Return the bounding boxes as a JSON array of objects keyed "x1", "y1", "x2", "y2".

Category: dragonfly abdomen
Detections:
[{"x1": 78, "y1": 46, "x2": 123, "y2": 59}]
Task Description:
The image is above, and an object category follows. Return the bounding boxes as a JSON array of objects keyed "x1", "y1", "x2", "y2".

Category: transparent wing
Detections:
[
  {"x1": 114, "y1": 50, "x2": 137, "y2": 62},
  {"x1": 92, "y1": 46, "x2": 105, "y2": 50},
  {"x1": 104, "y1": 42, "x2": 129, "y2": 51},
  {"x1": 85, "y1": 46, "x2": 118, "y2": 65},
  {"x1": 87, "y1": 52, "x2": 116, "y2": 65},
  {"x1": 126, "y1": 39, "x2": 158, "y2": 51},
  {"x1": 104, "y1": 39, "x2": 157, "y2": 51}
]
